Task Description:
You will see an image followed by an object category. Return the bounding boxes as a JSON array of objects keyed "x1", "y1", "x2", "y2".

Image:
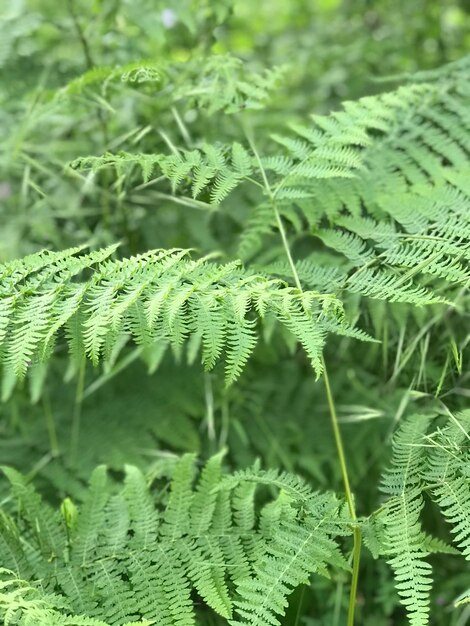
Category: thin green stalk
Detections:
[
  {"x1": 67, "y1": 0, "x2": 108, "y2": 146},
  {"x1": 204, "y1": 372, "x2": 216, "y2": 446},
  {"x1": 273, "y1": 205, "x2": 302, "y2": 291},
  {"x1": 348, "y1": 532, "x2": 362, "y2": 626},
  {"x1": 67, "y1": 0, "x2": 110, "y2": 225},
  {"x1": 218, "y1": 394, "x2": 230, "y2": 449},
  {"x1": 323, "y1": 358, "x2": 362, "y2": 626},
  {"x1": 248, "y1": 134, "x2": 362, "y2": 626},
  {"x1": 293, "y1": 586, "x2": 306, "y2": 626},
  {"x1": 322, "y1": 363, "x2": 354, "y2": 517},
  {"x1": 332, "y1": 575, "x2": 345, "y2": 626},
  {"x1": 42, "y1": 391, "x2": 60, "y2": 456},
  {"x1": 70, "y1": 358, "x2": 86, "y2": 461}
]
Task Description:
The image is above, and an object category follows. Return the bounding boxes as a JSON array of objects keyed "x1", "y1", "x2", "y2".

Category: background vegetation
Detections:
[{"x1": 0, "y1": 1, "x2": 469, "y2": 625}]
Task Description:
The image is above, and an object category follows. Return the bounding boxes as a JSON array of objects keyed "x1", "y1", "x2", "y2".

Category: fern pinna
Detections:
[
  {"x1": 375, "y1": 411, "x2": 470, "y2": 626},
  {"x1": 0, "y1": 243, "x2": 369, "y2": 401},
  {"x1": 0, "y1": 452, "x2": 350, "y2": 625}
]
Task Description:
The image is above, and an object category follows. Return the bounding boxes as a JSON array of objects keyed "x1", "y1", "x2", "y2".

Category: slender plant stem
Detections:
[
  {"x1": 273, "y1": 205, "x2": 302, "y2": 290},
  {"x1": 249, "y1": 135, "x2": 362, "y2": 626},
  {"x1": 67, "y1": 0, "x2": 110, "y2": 223},
  {"x1": 322, "y1": 362, "x2": 355, "y2": 517},
  {"x1": 348, "y1": 530, "x2": 362, "y2": 626},
  {"x1": 218, "y1": 394, "x2": 230, "y2": 449},
  {"x1": 70, "y1": 358, "x2": 86, "y2": 461},
  {"x1": 204, "y1": 372, "x2": 216, "y2": 446},
  {"x1": 42, "y1": 390, "x2": 60, "y2": 456},
  {"x1": 293, "y1": 586, "x2": 306, "y2": 626},
  {"x1": 332, "y1": 575, "x2": 345, "y2": 626},
  {"x1": 66, "y1": 0, "x2": 94, "y2": 69},
  {"x1": 323, "y1": 359, "x2": 362, "y2": 626}
]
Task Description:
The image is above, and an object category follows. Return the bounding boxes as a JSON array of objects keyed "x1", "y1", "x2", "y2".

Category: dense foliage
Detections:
[{"x1": 0, "y1": 1, "x2": 469, "y2": 625}]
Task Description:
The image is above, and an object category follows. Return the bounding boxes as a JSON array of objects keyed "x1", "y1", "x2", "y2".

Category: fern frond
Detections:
[
  {"x1": 0, "y1": 246, "x2": 354, "y2": 394},
  {"x1": 219, "y1": 466, "x2": 315, "y2": 503},
  {"x1": 161, "y1": 453, "x2": 196, "y2": 540},
  {"x1": 0, "y1": 569, "x2": 151, "y2": 626},
  {"x1": 229, "y1": 494, "x2": 349, "y2": 626},
  {"x1": 379, "y1": 416, "x2": 433, "y2": 626},
  {"x1": 69, "y1": 61, "x2": 470, "y2": 317},
  {"x1": 56, "y1": 60, "x2": 162, "y2": 98},
  {"x1": 0, "y1": 456, "x2": 350, "y2": 625},
  {"x1": 72, "y1": 466, "x2": 109, "y2": 568},
  {"x1": 317, "y1": 229, "x2": 374, "y2": 266},
  {"x1": 346, "y1": 269, "x2": 442, "y2": 305},
  {"x1": 425, "y1": 411, "x2": 470, "y2": 560},
  {"x1": 56, "y1": 51, "x2": 284, "y2": 119},
  {"x1": 1, "y1": 467, "x2": 67, "y2": 563},
  {"x1": 72, "y1": 142, "x2": 255, "y2": 202}
]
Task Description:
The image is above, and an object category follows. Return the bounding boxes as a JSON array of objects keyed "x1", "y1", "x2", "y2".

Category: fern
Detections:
[
  {"x1": 379, "y1": 416, "x2": 433, "y2": 626},
  {"x1": 0, "y1": 244, "x2": 374, "y2": 396},
  {"x1": 376, "y1": 413, "x2": 470, "y2": 625},
  {"x1": 71, "y1": 142, "x2": 254, "y2": 201},
  {"x1": 425, "y1": 411, "x2": 470, "y2": 560},
  {"x1": 0, "y1": 568, "x2": 151, "y2": 626},
  {"x1": 2, "y1": 13, "x2": 470, "y2": 626},
  {"x1": 0, "y1": 455, "x2": 350, "y2": 626},
  {"x1": 71, "y1": 58, "x2": 470, "y2": 315},
  {"x1": 57, "y1": 54, "x2": 285, "y2": 116}
]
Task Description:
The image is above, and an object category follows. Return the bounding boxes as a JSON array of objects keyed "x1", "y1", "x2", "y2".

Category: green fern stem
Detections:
[
  {"x1": 42, "y1": 391, "x2": 60, "y2": 456},
  {"x1": 253, "y1": 141, "x2": 362, "y2": 624},
  {"x1": 322, "y1": 362, "x2": 355, "y2": 518},
  {"x1": 282, "y1": 213, "x2": 362, "y2": 625},
  {"x1": 323, "y1": 361, "x2": 362, "y2": 626},
  {"x1": 70, "y1": 357, "x2": 86, "y2": 462},
  {"x1": 272, "y1": 204, "x2": 303, "y2": 292},
  {"x1": 66, "y1": 0, "x2": 111, "y2": 228}
]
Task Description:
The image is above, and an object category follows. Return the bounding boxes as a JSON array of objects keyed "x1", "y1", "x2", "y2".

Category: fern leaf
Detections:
[{"x1": 380, "y1": 416, "x2": 434, "y2": 626}]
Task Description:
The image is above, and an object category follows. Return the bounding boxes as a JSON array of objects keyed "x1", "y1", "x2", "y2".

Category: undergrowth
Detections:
[{"x1": 0, "y1": 2, "x2": 469, "y2": 625}]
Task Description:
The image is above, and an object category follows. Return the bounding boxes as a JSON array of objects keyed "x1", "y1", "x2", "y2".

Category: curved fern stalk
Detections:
[
  {"x1": 218, "y1": 466, "x2": 318, "y2": 503},
  {"x1": 0, "y1": 455, "x2": 351, "y2": 626},
  {"x1": 56, "y1": 60, "x2": 163, "y2": 99}
]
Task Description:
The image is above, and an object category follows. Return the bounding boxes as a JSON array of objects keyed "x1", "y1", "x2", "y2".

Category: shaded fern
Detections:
[
  {"x1": 376, "y1": 413, "x2": 470, "y2": 625},
  {"x1": 0, "y1": 454, "x2": 350, "y2": 626}
]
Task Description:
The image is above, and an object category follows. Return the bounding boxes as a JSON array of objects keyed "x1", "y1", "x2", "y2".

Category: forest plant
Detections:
[
  {"x1": 0, "y1": 452, "x2": 351, "y2": 625},
  {"x1": 1, "y1": 3, "x2": 469, "y2": 625}
]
